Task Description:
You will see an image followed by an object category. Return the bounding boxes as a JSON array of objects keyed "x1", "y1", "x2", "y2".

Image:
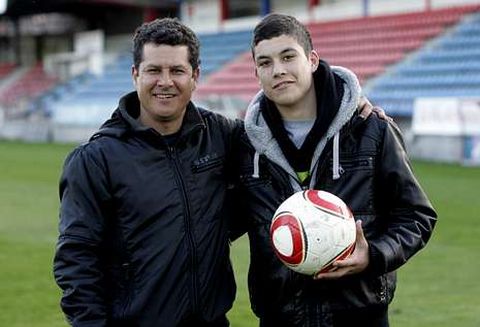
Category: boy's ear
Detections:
[{"x1": 309, "y1": 50, "x2": 320, "y2": 72}]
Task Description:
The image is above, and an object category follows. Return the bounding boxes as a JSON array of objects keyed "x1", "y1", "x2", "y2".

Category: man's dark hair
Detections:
[
  {"x1": 251, "y1": 13, "x2": 313, "y2": 56},
  {"x1": 132, "y1": 18, "x2": 200, "y2": 70}
]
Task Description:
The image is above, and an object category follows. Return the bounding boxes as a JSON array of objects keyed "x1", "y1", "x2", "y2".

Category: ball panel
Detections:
[
  {"x1": 270, "y1": 213, "x2": 305, "y2": 266},
  {"x1": 304, "y1": 190, "x2": 352, "y2": 219},
  {"x1": 272, "y1": 225, "x2": 294, "y2": 257},
  {"x1": 317, "y1": 242, "x2": 356, "y2": 274}
]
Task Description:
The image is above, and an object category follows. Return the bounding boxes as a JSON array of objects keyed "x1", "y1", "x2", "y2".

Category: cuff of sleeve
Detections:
[{"x1": 365, "y1": 243, "x2": 387, "y2": 276}]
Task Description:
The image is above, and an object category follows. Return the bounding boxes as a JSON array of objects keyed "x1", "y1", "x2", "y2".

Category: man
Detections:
[
  {"x1": 53, "y1": 18, "x2": 242, "y2": 326},
  {"x1": 235, "y1": 13, "x2": 437, "y2": 327}
]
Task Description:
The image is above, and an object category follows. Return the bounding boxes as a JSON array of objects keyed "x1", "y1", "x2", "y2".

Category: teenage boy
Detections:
[{"x1": 235, "y1": 13, "x2": 437, "y2": 327}]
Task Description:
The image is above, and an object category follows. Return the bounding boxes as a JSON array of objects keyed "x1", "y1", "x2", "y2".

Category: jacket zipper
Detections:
[
  {"x1": 167, "y1": 146, "x2": 199, "y2": 312},
  {"x1": 266, "y1": 160, "x2": 296, "y2": 199}
]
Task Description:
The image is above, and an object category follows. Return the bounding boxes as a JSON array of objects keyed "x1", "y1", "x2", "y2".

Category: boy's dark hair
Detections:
[
  {"x1": 132, "y1": 18, "x2": 200, "y2": 70},
  {"x1": 251, "y1": 13, "x2": 313, "y2": 56}
]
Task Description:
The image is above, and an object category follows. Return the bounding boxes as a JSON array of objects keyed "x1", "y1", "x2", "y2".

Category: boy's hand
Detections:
[{"x1": 314, "y1": 220, "x2": 369, "y2": 280}]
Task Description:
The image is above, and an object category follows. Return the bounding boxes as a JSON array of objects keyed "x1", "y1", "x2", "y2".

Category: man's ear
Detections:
[
  {"x1": 132, "y1": 65, "x2": 138, "y2": 88},
  {"x1": 309, "y1": 50, "x2": 320, "y2": 72},
  {"x1": 192, "y1": 67, "x2": 200, "y2": 90},
  {"x1": 193, "y1": 67, "x2": 200, "y2": 82}
]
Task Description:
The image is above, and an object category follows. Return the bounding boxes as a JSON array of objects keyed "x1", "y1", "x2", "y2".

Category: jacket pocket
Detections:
[
  {"x1": 339, "y1": 156, "x2": 374, "y2": 170},
  {"x1": 109, "y1": 262, "x2": 134, "y2": 321},
  {"x1": 323, "y1": 155, "x2": 376, "y2": 214},
  {"x1": 191, "y1": 155, "x2": 224, "y2": 173},
  {"x1": 239, "y1": 172, "x2": 271, "y2": 188}
]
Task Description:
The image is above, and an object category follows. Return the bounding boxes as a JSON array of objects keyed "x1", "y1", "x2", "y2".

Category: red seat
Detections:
[{"x1": 0, "y1": 62, "x2": 58, "y2": 107}]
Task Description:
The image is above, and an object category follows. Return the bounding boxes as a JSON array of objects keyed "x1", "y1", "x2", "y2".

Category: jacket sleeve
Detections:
[
  {"x1": 223, "y1": 118, "x2": 250, "y2": 241},
  {"x1": 368, "y1": 121, "x2": 437, "y2": 275},
  {"x1": 53, "y1": 145, "x2": 111, "y2": 326}
]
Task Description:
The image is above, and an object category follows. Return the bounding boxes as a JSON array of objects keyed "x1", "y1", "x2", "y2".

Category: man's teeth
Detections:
[{"x1": 155, "y1": 94, "x2": 175, "y2": 99}]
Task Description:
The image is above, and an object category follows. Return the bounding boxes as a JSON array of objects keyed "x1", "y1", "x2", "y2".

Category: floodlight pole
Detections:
[
  {"x1": 260, "y1": 0, "x2": 271, "y2": 16},
  {"x1": 426, "y1": 0, "x2": 432, "y2": 11},
  {"x1": 362, "y1": 0, "x2": 369, "y2": 17}
]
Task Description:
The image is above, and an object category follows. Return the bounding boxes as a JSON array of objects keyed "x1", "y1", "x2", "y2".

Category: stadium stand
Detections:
[
  {"x1": 196, "y1": 4, "x2": 480, "y2": 103},
  {"x1": 366, "y1": 10, "x2": 480, "y2": 116},
  {"x1": 199, "y1": 30, "x2": 252, "y2": 77},
  {"x1": 0, "y1": 63, "x2": 15, "y2": 80},
  {"x1": 45, "y1": 54, "x2": 132, "y2": 125},
  {"x1": 42, "y1": 30, "x2": 252, "y2": 124},
  {"x1": 0, "y1": 62, "x2": 58, "y2": 110},
  {"x1": 9, "y1": 4, "x2": 480, "y2": 125}
]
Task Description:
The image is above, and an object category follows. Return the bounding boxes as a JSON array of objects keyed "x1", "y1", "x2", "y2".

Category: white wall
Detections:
[
  {"x1": 312, "y1": 0, "x2": 480, "y2": 22},
  {"x1": 180, "y1": 0, "x2": 221, "y2": 33},
  {"x1": 181, "y1": 0, "x2": 480, "y2": 33}
]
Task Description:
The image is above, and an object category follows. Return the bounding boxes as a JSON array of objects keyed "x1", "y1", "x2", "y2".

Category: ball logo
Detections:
[{"x1": 270, "y1": 212, "x2": 305, "y2": 266}]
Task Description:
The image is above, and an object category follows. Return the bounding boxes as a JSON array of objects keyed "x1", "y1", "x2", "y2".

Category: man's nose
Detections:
[{"x1": 156, "y1": 72, "x2": 173, "y2": 86}]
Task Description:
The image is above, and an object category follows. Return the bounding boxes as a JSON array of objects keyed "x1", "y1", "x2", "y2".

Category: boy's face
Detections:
[
  {"x1": 132, "y1": 43, "x2": 199, "y2": 131},
  {"x1": 253, "y1": 35, "x2": 319, "y2": 108}
]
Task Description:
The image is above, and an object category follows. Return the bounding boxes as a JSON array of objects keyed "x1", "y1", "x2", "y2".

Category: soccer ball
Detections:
[{"x1": 270, "y1": 190, "x2": 356, "y2": 275}]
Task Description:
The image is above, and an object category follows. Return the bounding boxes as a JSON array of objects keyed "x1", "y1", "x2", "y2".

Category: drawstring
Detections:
[
  {"x1": 251, "y1": 135, "x2": 342, "y2": 181},
  {"x1": 332, "y1": 132, "x2": 342, "y2": 180},
  {"x1": 252, "y1": 151, "x2": 260, "y2": 178}
]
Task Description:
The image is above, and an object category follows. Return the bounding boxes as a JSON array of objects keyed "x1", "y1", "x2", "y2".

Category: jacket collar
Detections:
[{"x1": 93, "y1": 91, "x2": 205, "y2": 140}]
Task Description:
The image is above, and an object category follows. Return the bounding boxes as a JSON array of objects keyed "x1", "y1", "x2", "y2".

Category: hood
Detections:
[
  {"x1": 90, "y1": 91, "x2": 148, "y2": 140},
  {"x1": 89, "y1": 91, "x2": 205, "y2": 142},
  {"x1": 244, "y1": 65, "x2": 361, "y2": 190}
]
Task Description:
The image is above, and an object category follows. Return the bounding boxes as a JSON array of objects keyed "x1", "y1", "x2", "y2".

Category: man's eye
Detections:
[
  {"x1": 283, "y1": 55, "x2": 294, "y2": 61},
  {"x1": 258, "y1": 61, "x2": 270, "y2": 67}
]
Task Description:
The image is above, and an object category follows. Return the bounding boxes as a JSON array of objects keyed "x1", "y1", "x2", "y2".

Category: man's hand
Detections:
[
  {"x1": 357, "y1": 96, "x2": 392, "y2": 121},
  {"x1": 313, "y1": 220, "x2": 369, "y2": 280}
]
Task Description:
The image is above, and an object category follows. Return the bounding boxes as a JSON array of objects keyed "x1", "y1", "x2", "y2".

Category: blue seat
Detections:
[{"x1": 365, "y1": 12, "x2": 480, "y2": 117}]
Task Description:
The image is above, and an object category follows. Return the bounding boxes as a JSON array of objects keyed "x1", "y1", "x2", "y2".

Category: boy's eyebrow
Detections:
[{"x1": 255, "y1": 47, "x2": 298, "y2": 61}]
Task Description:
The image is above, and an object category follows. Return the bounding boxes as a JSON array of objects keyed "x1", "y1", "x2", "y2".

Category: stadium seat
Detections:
[
  {"x1": 366, "y1": 10, "x2": 480, "y2": 117},
  {"x1": 0, "y1": 62, "x2": 59, "y2": 109},
  {"x1": 196, "y1": 5, "x2": 480, "y2": 102}
]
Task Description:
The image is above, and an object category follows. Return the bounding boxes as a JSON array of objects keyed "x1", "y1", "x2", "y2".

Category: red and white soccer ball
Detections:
[{"x1": 270, "y1": 190, "x2": 356, "y2": 275}]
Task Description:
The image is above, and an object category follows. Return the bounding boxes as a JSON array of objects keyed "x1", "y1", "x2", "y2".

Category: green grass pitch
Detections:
[{"x1": 0, "y1": 140, "x2": 479, "y2": 326}]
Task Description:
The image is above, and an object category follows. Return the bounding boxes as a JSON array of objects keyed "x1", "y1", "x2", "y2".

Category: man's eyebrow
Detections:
[
  {"x1": 143, "y1": 63, "x2": 188, "y2": 69},
  {"x1": 171, "y1": 64, "x2": 188, "y2": 69}
]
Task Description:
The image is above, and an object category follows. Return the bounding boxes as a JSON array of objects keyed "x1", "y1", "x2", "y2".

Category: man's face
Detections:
[
  {"x1": 132, "y1": 43, "x2": 198, "y2": 131},
  {"x1": 253, "y1": 35, "x2": 319, "y2": 108}
]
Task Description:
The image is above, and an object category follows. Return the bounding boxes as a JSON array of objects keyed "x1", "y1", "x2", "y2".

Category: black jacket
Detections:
[
  {"x1": 235, "y1": 67, "x2": 437, "y2": 325},
  {"x1": 53, "y1": 92, "x2": 242, "y2": 326}
]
